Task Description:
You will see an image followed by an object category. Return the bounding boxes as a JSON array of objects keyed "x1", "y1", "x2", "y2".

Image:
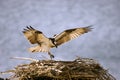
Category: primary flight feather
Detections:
[{"x1": 23, "y1": 26, "x2": 92, "y2": 59}]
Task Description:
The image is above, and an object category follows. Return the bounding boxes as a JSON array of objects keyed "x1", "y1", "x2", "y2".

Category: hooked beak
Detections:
[
  {"x1": 55, "y1": 45, "x2": 57, "y2": 48},
  {"x1": 54, "y1": 42, "x2": 57, "y2": 48},
  {"x1": 54, "y1": 41, "x2": 57, "y2": 48}
]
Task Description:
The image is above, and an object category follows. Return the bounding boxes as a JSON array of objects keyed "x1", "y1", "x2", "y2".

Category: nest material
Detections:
[{"x1": 7, "y1": 58, "x2": 116, "y2": 80}]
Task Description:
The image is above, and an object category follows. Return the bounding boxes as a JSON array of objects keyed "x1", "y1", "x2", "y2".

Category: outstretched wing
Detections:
[
  {"x1": 55, "y1": 25, "x2": 92, "y2": 46},
  {"x1": 22, "y1": 26, "x2": 47, "y2": 44}
]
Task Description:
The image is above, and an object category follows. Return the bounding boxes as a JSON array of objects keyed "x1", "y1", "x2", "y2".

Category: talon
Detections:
[
  {"x1": 48, "y1": 52, "x2": 54, "y2": 60},
  {"x1": 50, "y1": 54, "x2": 54, "y2": 59}
]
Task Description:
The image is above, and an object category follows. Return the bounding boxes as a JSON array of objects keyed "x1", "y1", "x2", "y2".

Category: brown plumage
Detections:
[{"x1": 23, "y1": 26, "x2": 92, "y2": 59}]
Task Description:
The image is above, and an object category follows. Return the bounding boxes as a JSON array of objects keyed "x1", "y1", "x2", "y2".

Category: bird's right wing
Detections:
[
  {"x1": 23, "y1": 26, "x2": 48, "y2": 44},
  {"x1": 55, "y1": 26, "x2": 92, "y2": 46}
]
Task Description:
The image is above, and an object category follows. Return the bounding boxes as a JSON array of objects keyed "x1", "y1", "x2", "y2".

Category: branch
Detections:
[{"x1": 10, "y1": 57, "x2": 39, "y2": 62}]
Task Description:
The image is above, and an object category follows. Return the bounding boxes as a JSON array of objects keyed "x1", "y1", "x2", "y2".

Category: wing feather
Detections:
[
  {"x1": 55, "y1": 25, "x2": 92, "y2": 46},
  {"x1": 23, "y1": 26, "x2": 47, "y2": 44}
]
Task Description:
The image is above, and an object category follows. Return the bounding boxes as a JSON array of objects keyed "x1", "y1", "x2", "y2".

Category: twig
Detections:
[
  {"x1": 10, "y1": 57, "x2": 39, "y2": 62},
  {"x1": 1, "y1": 70, "x2": 15, "y2": 74}
]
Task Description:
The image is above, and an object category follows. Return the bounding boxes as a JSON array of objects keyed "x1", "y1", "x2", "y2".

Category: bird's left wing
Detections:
[
  {"x1": 55, "y1": 25, "x2": 92, "y2": 46},
  {"x1": 22, "y1": 26, "x2": 47, "y2": 44}
]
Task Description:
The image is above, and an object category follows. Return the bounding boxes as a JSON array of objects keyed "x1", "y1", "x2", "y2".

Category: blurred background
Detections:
[{"x1": 0, "y1": 0, "x2": 120, "y2": 79}]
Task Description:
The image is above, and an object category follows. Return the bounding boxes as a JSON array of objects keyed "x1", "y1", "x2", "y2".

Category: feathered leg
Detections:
[{"x1": 48, "y1": 52, "x2": 54, "y2": 60}]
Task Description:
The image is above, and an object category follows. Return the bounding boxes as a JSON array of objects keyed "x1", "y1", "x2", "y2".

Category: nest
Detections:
[{"x1": 4, "y1": 58, "x2": 116, "y2": 80}]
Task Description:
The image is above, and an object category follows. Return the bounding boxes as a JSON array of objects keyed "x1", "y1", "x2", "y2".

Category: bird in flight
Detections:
[{"x1": 23, "y1": 26, "x2": 92, "y2": 59}]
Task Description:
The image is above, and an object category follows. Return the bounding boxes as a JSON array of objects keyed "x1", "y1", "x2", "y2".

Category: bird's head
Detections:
[
  {"x1": 49, "y1": 38, "x2": 57, "y2": 48},
  {"x1": 53, "y1": 34, "x2": 57, "y2": 38}
]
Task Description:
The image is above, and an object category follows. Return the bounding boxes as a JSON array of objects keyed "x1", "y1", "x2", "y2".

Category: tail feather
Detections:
[{"x1": 28, "y1": 46, "x2": 49, "y2": 53}]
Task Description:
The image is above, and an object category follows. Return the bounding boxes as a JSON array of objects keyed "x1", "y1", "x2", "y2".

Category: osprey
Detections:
[{"x1": 23, "y1": 26, "x2": 92, "y2": 59}]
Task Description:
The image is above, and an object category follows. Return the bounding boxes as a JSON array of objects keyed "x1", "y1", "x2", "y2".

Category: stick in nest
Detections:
[{"x1": 10, "y1": 57, "x2": 39, "y2": 62}]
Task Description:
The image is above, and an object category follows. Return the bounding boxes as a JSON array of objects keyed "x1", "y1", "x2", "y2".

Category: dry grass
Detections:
[{"x1": 2, "y1": 58, "x2": 116, "y2": 80}]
